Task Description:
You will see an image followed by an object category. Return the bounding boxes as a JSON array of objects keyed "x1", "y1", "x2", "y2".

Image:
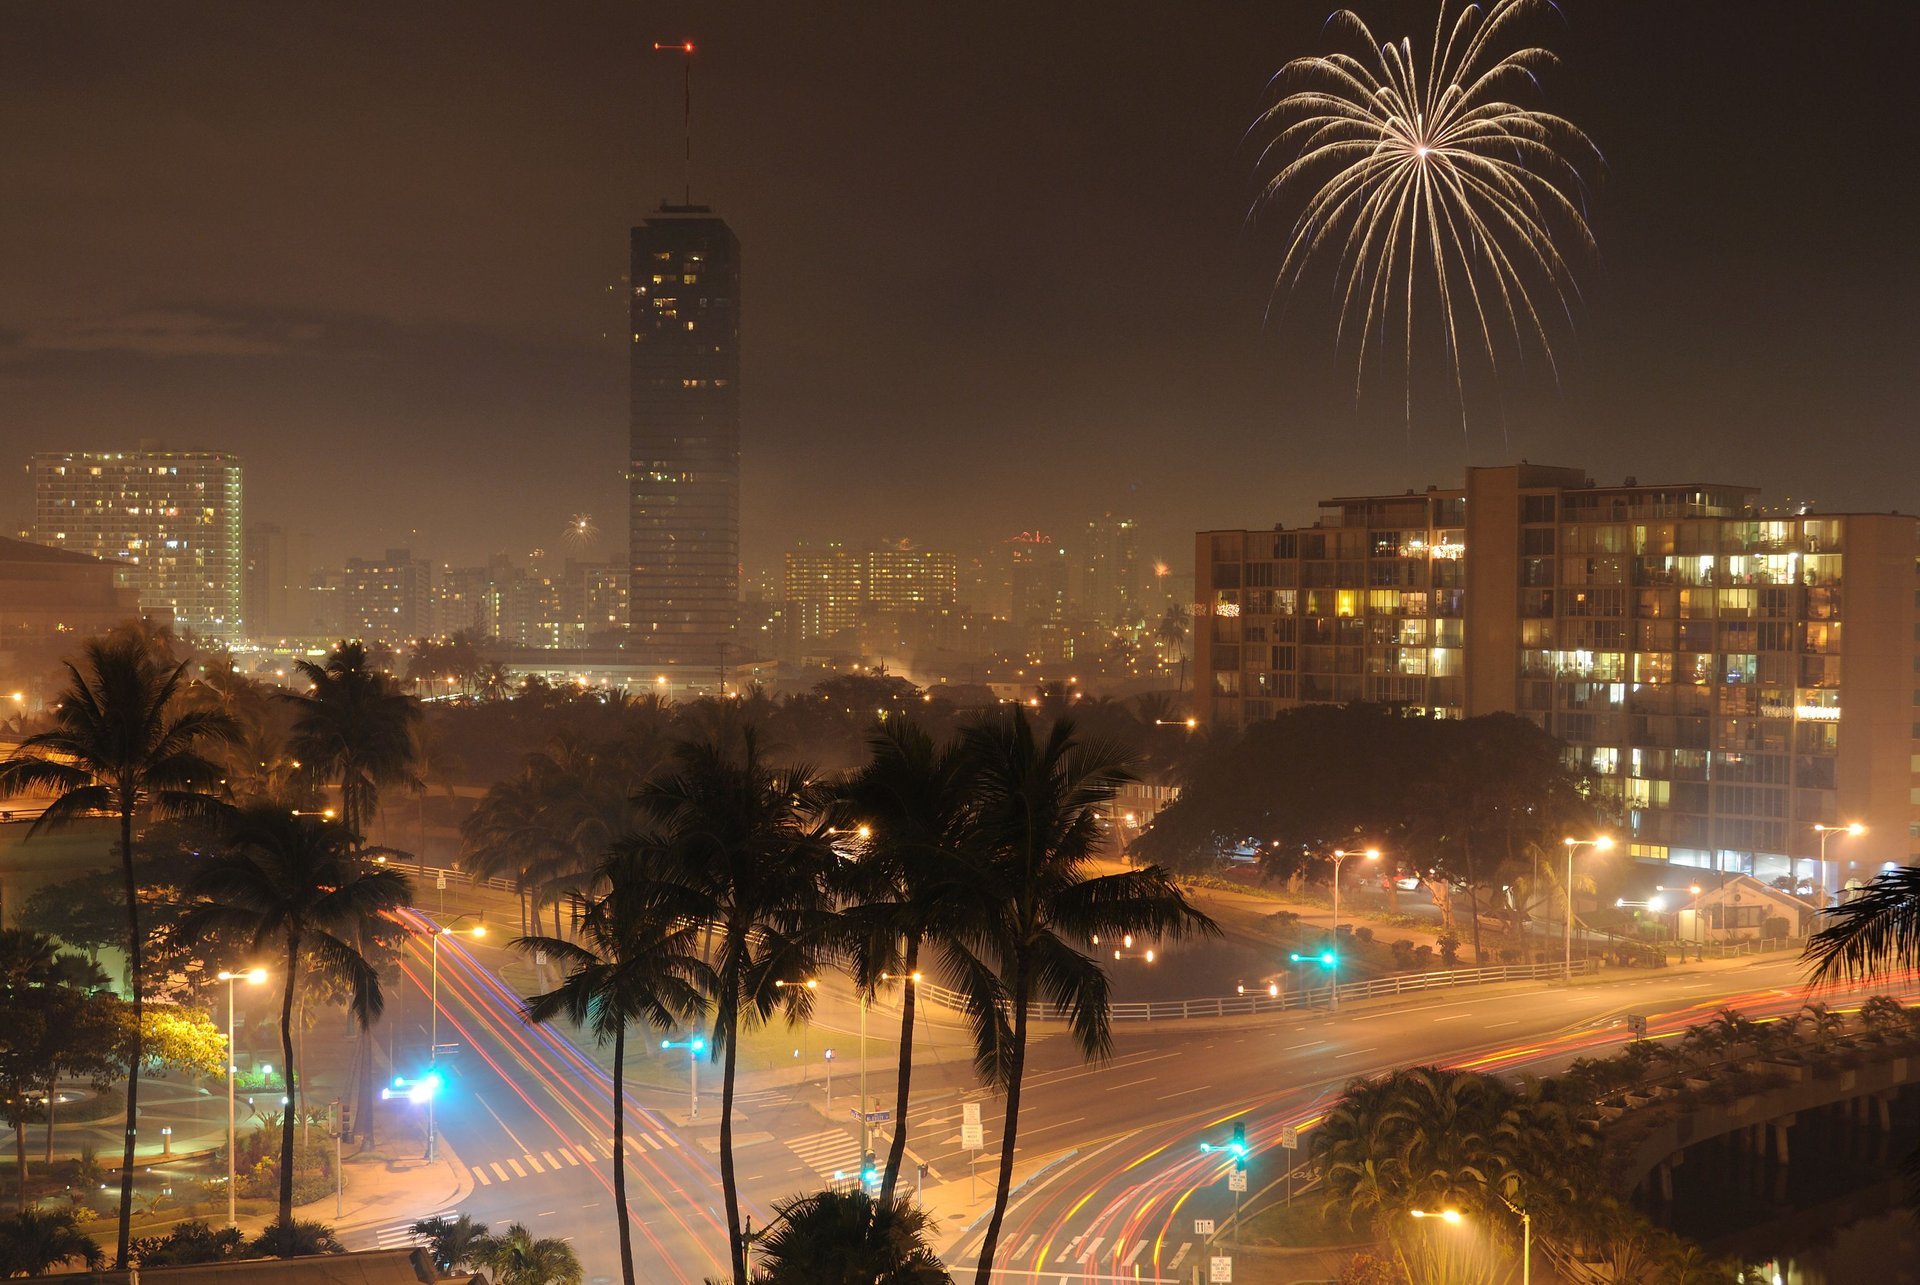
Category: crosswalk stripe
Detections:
[
  {"x1": 490, "y1": 1163, "x2": 509, "y2": 1183},
  {"x1": 1123, "y1": 1240, "x2": 1148, "y2": 1266},
  {"x1": 560, "y1": 1148, "x2": 579, "y2": 1166},
  {"x1": 1014, "y1": 1234, "x2": 1038, "y2": 1260},
  {"x1": 543, "y1": 1150, "x2": 560, "y2": 1169},
  {"x1": 523, "y1": 1153, "x2": 545, "y2": 1174},
  {"x1": 575, "y1": 1145, "x2": 596, "y2": 1165},
  {"x1": 473, "y1": 1166, "x2": 492, "y2": 1186},
  {"x1": 507, "y1": 1158, "x2": 527, "y2": 1178},
  {"x1": 597, "y1": 1140, "x2": 614, "y2": 1159},
  {"x1": 662, "y1": 1132, "x2": 679, "y2": 1148},
  {"x1": 1167, "y1": 1242, "x2": 1193, "y2": 1270},
  {"x1": 644, "y1": 1134, "x2": 663, "y2": 1150},
  {"x1": 1076, "y1": 1236, "x2": 1103, "y2": 1264},
  {"x1": 1054, "y1": 1235, "x2": 1084, "y2": 1264}
]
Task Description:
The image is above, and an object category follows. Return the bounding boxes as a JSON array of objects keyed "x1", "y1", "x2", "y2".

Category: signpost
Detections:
[
  {"x1": 961, "y1": 1102, "x2": 983, "y2": 1201},
  {"x1": 1227, "y1": 1170, "x2": 1247, "y2": 1192},
  {"x1": 1193, "y1": 1219, "x2": 1214, "y2": 1236},
  {"x1": 1280, "y1": 1124, "x2": 1299, "y2": 1205},
  {"x1": 1626, "y1": 1013, "x2": 1648, "y2": 1040},
  {"x1": 1210, "y1": 1255, "x2": 1233, "y2": 1282}
]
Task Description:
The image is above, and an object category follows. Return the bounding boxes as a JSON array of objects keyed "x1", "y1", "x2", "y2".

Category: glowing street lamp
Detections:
[
  {"x1": 661, "y1": 1035, "x2": 705, "y2": 1118},
  {"x1": 1562, "y1": 836, "x2": 1614, "y2": 981},
  {"x1": 424, "y1": 915, "x2": 486, "y2": 1161},
  {"x1": 1412, "y1": 1199, "x2": 1530, "y2": 1285},
  {"x1": 1813, "y1": 821, "x2": 1865, "y2": 905},
  {"x1": 1326, "y1": 847, "x2": 1380, "y2": 1010},
  {"x1": 216, "y1": 968, "x2": 268, "y2": 1227}
]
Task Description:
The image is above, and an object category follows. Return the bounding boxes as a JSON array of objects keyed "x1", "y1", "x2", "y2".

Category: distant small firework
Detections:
[
  {"x1": 1255, "y1": 0, "x2": 1599, "y2": 419},
  {"x1": 565, "y1": 513, "x2": 597, "y2": 546}
]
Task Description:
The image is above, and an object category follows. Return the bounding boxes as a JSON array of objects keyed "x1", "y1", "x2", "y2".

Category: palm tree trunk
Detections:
[
  {"x1": 44, "y1": 1083, "x2": 55, "y2": 1166},
  {"x1": 611, "y1": 1022, "x2": 635, "y2": 1285},
  {"x1": 973, "y1": 977, "x2": 1029, "y2": 1285},
  {"x1": 15, "y1": 1115, "x2": 27, "y2": 1214},
  {"x1": 115, "y1": 804, "x2": 141, "y2": 1270},
  {"x1": 277, "y1": 932, "x2": 301, "y2": 1228},
  {"x1": 720, "y1": 1025, "x2": 745, "y2": 1285},
  {"x1": 879, "y1": 939, "x2": 920, "y2": 1205},
  {"x1": 1463, "y1": 837, "x2": 1483, "y2": 964}
]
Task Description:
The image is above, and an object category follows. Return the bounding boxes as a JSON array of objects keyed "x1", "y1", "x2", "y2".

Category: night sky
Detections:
[{"x1": 4, "y1": 2, "x2": 1914, "y2": 579}]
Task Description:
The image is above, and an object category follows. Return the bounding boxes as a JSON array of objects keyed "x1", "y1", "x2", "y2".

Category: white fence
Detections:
[{"x1": 915, "y1": 958, "x2": 1594, "y2": 1023}]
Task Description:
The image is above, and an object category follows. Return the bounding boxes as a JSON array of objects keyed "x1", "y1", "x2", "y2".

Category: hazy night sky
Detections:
[{"x1": 4, "y1": 2, "x2": 1915, "y2": 579}]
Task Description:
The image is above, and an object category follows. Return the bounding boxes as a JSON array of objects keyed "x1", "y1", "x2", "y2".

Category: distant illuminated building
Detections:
[
  {"x1": 784, "y1": 544, "x2": 865, "y2": 642},
  {"x1": 1083, "y1": 514, "x2": 1141, "y2": 626},
  {"x1": 865, "y1": 545, "x2": 958, "y2": 614},
  {"x1": 1195, "y1": 463, "x2": 1920, "y2": 887},
  {"x1": 629, "y1": 205, "x2": 740, "y2": 680},
  {"x1": 342, "y1": 549, "x2": 430, "y2": 643},
  {"x1": 32, "y1": 447, "x2": 243, "y2": 638}
]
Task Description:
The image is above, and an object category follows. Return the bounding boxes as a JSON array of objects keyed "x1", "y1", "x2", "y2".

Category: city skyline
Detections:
[{"x1": 4, "y1": 3, "x2": 1914, "y2": 575}]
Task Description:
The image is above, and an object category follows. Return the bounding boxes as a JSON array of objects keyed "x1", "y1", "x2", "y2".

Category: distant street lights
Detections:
[
  {"x1": 661, "y1": 1035, "x2": 706, "y2": 1118},
  {"x1": 1813, "y1": 822, "x2": 1865, "y2": 906},
  {"x1": 217, "y1": 967, "x2": 268, "y2": 1226},
  {"x1": 1327, "y1": 847, "x2": 1380, "y2": 1010},
  {"x1": 1562, "y1": 836, "x2": 1614, "y2": 981}
]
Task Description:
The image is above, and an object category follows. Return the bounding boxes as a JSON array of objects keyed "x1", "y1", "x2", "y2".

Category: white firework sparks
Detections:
[
  {"x1": 564, "y1": 512, "x2": 597, "y2": 546},
  {"x1": 1256, "y1": 0, "x2": 1599, "y2": 416}
]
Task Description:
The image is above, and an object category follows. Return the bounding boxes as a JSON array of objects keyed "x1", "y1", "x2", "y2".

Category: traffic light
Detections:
[
  {"x1": 1290, "y1": 950, "x2": 1338, "y2": 968},
  {"x1": 861, "y1": 1151, "x2": 879, "y2": 1190},
  {"x1": 1231, "y1": 1121, "x2": 1248, "y2": 1169}
]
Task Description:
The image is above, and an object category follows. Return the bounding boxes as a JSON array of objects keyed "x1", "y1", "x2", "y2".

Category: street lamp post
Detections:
[
  {"x1": 1813, "y1": 821, "x2": 1865, "y2": 907},
  {"x1": 1562, "y1": 836, "x2": 1614, "y2": 981},
  {"x1": 661, "y1": 1036, "x2": 705, "y2": 1117},
  {"x1": 216, "y1": 968, "x2": 267, "y2": 1227},
  {"x1": 423, "y1": 916, "x2": 486, "y2": 1162},
  {"x1": 1412, "y1": 1202, "x2": 1529, "y2": 1285},
  {"x1": 1328, "y1": 848, "x2": 1380, "y2": 1011}
]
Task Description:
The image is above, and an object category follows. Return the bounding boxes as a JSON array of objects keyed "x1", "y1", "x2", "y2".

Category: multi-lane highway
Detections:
[{"x1": 350, "y1": 914, "x2": 1901, "y2": 1284}]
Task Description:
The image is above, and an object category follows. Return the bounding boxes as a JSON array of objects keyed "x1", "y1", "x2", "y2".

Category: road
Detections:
[{"x1": 344, "y1": 917, "x2": 1905, "y2": 1283}]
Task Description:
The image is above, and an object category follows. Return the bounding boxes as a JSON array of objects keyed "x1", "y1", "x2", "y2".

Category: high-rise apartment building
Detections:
[
  {"x1": 342, "y1": 549, "x2": 431, "y2": 642},
  {"x1": 629, "y1": 205, "x2": 740, "y2": 679},
  {"x1": 865, "y1": 546, "x2": 958, "y2": 615},
  {"x1": 32, "y1": 449, "x2": 244, "y2": 638},
  {"x1": 244, "y1": 523, "x2": 312, "y2": 640},
  {"x1": 1194, "y1": 463, "x2": 1920, "y2": 888},
  {"x1": 1083, "y1": 514, "x2": 1141, "y2": 626},
  {"x1": 784, "y1": 545, "x2": 866, "y2": 642}
]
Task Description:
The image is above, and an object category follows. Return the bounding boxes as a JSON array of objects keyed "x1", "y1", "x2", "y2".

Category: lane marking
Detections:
[
  {"x1": 474, "y1": 1092, "x2": 534, "y2": 1155},
  {"x1": 1157, "y1": 1085, "x2": 1211, "y2": 1100}
]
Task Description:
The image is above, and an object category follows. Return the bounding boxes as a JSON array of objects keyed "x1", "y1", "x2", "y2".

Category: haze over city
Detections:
[{"x1": 2, "y1": 5, "x2": 1919, "y2": 1284}]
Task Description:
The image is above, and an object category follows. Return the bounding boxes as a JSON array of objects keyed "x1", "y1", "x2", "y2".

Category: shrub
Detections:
[
  {"x1": 1411, "y1": 944, "x2": 1434, "y2": 969},
  {"x1": 1761, "y1": 916, "x2": 1790, "y2": 940},
  {"x1": 1499, "y1": 948, "x2": 1523, "y2": 965},
  {"x1": 1437, "y1": 932, "x2": 1461, "y2": 966},
  {"x1": 1354, "y1": 926, "x2": 1375, "y2": 944},
  {"x1": 1389, "y1": 939, "x2": 1415, "y2": 968},
  {"x1": 249, "y1": 1220, "x2": 344, "y2": 1259}
]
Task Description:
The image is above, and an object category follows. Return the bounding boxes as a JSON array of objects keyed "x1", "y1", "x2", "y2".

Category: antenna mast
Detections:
[{"x1": 652, "y1": 40, "x2": 696, "y2": 205}]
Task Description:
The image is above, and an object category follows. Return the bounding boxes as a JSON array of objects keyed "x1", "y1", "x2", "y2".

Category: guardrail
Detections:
[{"x1": 914, "y1": 958, "x2": 1594, "y2": 1023}]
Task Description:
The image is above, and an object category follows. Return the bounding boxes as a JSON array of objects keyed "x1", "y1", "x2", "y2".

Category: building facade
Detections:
[
  {"x1": 32, "y1": 449, "x2": 244, "y2": 638},
  {"x1": 629, "y1": 206, "x2": 740, "y2": 681},
  {"x1": 1083, "y1": 514, "x2": 1141, "y2": 626},
  {"x1": 1194, "y1": 463, "x2": 1920, "y2": 888},
  {"x1": 243, "y1": 523, "x2": 312, "y2": 641},
  {"x1": 783, "y1": 545, "x2": 866, "y2": 643},
  {"x1": 342, "y1": 549, "x2": 431, "y2": 642}
]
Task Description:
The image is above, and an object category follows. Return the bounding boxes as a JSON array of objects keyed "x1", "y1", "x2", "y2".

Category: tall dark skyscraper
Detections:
[{"x1": 629, "y1": 205, "x2": 740, "y2": 678}]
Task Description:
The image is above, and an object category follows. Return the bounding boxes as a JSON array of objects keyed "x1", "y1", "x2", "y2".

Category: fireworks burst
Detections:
[
  {"x1": 564, "y1": 512, "x2": 597, "y2": 546},
  {"x1": 1255, "y1": 0, "x2": 1599, "y2": 421}
]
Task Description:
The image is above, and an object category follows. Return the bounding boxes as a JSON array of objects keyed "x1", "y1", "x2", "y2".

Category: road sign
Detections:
[
  {"x1": 961, "y1": 1101, "x2": 983, "y2": 1149},
  {"x1": 1279, "y1": 1125, "x2": 1299, "y2": 1151},
  {"x1": 1227, "y1": 1169, "x2": 1247, "y2": 1192},
  {"x1": 865, "y1": 1109, "x2": 894, "y2": 1124},
  {"x1": 1626, "y1": 1013, "x2": 1649, "y2": 1039},
  {"x1": 1193, "y1": 1219, "x2": 1214, "y2": 1236},
  {"x1": 1210, "y1": 1255, "x2": 1233, "y2": 1282}
]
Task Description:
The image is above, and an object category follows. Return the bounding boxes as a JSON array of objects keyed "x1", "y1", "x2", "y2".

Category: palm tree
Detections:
[
  {"x1": 472, "y1": 1222, "x2": 584, "y2": 1285},
  {"x1": 750, "y1": 1188, "x2": 950, "y2": 1284},
  {"x1": 837, "y1": 719, "x2": 974, "y2": 1205},
  {"x1": 627, "y1": 731, "x2": 841, "y2": 1285},
  {"x1": 954, "y1": 708, "x2": 1216, "y2": 1285},
  {"x1": 411, "y1": 1213, "x2": 490, "y2": 1276},
  {"x1": 1805, "y1": 866, "x2": 1920, "y2": 986},
  {"x1": 1156, "y1": 604, "x2": 1190, "y2": 690},
  {"x1": 518, "y1": 854, "x2": 711, "y2": 1285},
  {"x1": 279, "y1": 640, "x2": 419, "y2": 1146},
  {"x1": 175, "y1": 805, "x2": 412, "y2": 1228},
  {"x1": 0, "y1": 635, "x2": 233, "y2": 1267},
  {"x1": 280, "y1": 640, "x2": 421, "y2": 841},
  {"x1": 0, "y1": 1208, "x2": 104, "y2": 1276}
]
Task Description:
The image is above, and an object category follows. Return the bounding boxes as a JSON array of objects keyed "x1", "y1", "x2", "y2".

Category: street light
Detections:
[
  {"x1": 424, "y1": 915, "x2": 486, "y2": 1162},
  {"x1": 1327, "y1": 847, "x2": 1380, "y2": 1010},
  {"x1": 216, "y1": 967, "x2": 267, "y2": 1227},
  {"x1": 1562, "y1": 836, "x2": 1614, "y2": 981},
  {"x1": 1813, "y1": 822, "x2": 1865, "y2": 905},
  {"x1": 775, "y1": 979, "x2": 819, "y2": 1086},
  {"x1": 661, "y1": 1035, "x2": 705, "y2": 1117},
  {"x1": 1411, "y1": 1199, "x2": 1530, "y2": 1285}
]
